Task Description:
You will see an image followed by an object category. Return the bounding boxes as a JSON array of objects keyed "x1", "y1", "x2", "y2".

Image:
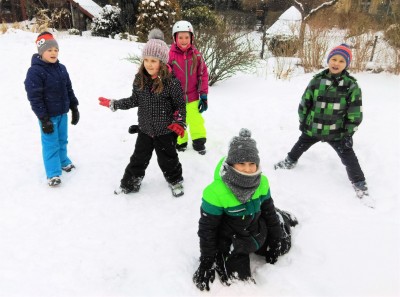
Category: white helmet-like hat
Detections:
[{"x1": 172, "y1": 20, "x2": 194, "y2": 38}]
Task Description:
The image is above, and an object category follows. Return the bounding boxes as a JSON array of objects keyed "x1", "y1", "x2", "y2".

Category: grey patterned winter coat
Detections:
[{"x1": 111, "y1": 73, "x2": 185, "y2": 137}]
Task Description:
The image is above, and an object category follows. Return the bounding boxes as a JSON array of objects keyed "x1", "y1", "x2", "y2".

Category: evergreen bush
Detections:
[{"x1": 91, "y1": 5, "x2": 123, "y2": 38}]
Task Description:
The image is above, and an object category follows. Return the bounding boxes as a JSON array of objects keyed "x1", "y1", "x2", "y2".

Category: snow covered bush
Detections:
[
  {"x1": 135, "y1": 0, "x2": 178, "y2": 43},
  {"x1": 91, "y1": 5, "x2": 123, "y2": 38},
  {"x1": 68, "y1": 28, "x2": 80, "y2": 35}
]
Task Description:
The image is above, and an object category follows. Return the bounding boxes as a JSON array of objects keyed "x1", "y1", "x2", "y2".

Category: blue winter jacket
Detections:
[{"x1": 24, "y1": 54, "x2": 79, "y2": 118}]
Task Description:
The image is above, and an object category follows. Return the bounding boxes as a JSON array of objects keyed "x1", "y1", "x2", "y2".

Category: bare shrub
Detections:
[
  {"x1": 31, "y1": 9, "x2": 51, "y2": 32},
  {"x1": 195, "y1": 23, "x2": 257, "y2": 86},
  {"x1": 384, "y1": 24, "x2": 400, "y2": 49},
  {"x1": 349, "y1": 34, "x2": 375, "y2": 72},
  {"x1": 50, "y1": 8, "x2": 71, "y2": 30},
  {"x1": 391, "y1": 50, "x2": 400, "y2": 75},
  {"x1": 267, "y1": 35, "x2": 298, "y2": 57},
  {"x1": 300, "y1": 27, "x2": 329, "y2": 72},
  {"x1": 384, "y1": 24, "x2": 400, "y2": 74},
  {"x1": 11, "y1": 22, "x2": 22, "y2": 30},
  {"x1": 1, "y1": 21, "x2": 8, "y2": 34},
  {"x1": 273, "y1": 57, "x2": 296, "y2": 80}
]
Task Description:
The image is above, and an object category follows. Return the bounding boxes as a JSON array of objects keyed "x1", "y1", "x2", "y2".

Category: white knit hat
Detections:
[{"x1": 142, "y1": 29, "x2": 169, "y2": 64}]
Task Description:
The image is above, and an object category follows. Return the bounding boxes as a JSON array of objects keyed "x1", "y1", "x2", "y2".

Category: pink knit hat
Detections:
[{"x1": 142, "y1": 29, "x2": 169, "y2": 64}]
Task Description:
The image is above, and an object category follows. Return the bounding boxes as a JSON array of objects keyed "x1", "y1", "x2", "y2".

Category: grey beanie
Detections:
[
  {"x1": 36, "y1": 31, "x2": 59, "y2": 56},
  {"x1": 226, "y1": 128, "x2": 260, "y2": 166},
  {"x1": 142, "y1": 28, "x2": 169, "y2": 64}
]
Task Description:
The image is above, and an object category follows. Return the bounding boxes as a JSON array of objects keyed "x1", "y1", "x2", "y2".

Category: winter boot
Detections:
[
  {"x1": 274, "y1": 156, "x2": 297, "y2": 170},
  {"x1": 352, "y1": 181, "x2": 369, "y2": 198},
  {"x1": 114, "y1": 176, "x2": 143, "y2": 195},
  {"x1": 193, "y1": 138, "x2": 206, "y2": 155},
  {"x1": 62, "y1": 164, "x2": 75, "y2": 172},
  {"x1": 176, "y1": 143, "x2": 188, "y2": 152},
  {"x1": 169, "y1": 180, "x2": 184, "y2": 197},
  {"x1": 352, "y1": 181, "x2": 375, "y2": 208},
  {"x1": 276, "y1": 208, "x2": 298, "y2": 228},
  {"x1": 48, "y1": 176, "x2": 61, "y2": 187}
]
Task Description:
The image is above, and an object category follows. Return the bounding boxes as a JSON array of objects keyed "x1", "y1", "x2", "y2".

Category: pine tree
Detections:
[{"x1": 135, "y1": 0, "x2": 179, "y2": 43}]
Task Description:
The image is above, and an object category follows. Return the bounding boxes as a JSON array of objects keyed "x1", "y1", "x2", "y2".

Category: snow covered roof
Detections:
[
  {"x1": 266, "y1": 6, "x2": 302, "y2": 37},
  {"x1": 68, "y1": 0, "x2": 102, "y2": 19}
]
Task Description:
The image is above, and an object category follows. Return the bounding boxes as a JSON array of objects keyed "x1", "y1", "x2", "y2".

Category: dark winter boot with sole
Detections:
[
  {"x1": 176, "y1": 143, "x2": 188, "y2": 152},
  {"x1": 169, "y1": 180, "x2": 184, "y2": 197},
  {"x1": 48, "y1": 176, "x2": 61, "y2": 187},
  {"x1": 114, "y1": 176, "x2": 143, "y2": 195},
  {"x1": 352, "y1": 181, "x2": 375, "y2": 208},
  {"x1": 193, "y1": 138, "x2": 206, "y2": 155},
  {"x1": 62, "y1": 164, "x2": 75, "y2": 172},
  {"x1": 274, "y1": 156, "x2": 297, "y2": 170}
]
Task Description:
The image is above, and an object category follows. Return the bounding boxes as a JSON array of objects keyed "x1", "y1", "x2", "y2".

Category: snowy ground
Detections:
[{"x1": 0, "y1": 29, "x2": 399, "y2": 297}]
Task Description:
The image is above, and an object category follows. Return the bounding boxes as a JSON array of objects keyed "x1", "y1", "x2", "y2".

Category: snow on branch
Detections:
[
  {"x1": 293, "y1": 0, "x2": 304, "y2": 13},
  {"x1": 303, "y1": 0, "x2": 339, "y2": 21}
]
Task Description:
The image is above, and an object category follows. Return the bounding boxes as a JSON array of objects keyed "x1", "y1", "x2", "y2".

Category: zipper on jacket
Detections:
[{"x1": 184, "y1": 53, "x2": 189, "y2": 103}]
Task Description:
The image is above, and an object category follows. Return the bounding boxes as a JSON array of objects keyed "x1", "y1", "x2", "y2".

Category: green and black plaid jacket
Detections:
[{"x1": 298, "y1": 69, "x2": 363, "y2": 141}]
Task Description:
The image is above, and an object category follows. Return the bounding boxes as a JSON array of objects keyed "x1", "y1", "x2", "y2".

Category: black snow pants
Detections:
[
  {"x1": 287, "y1": 133, "x2": 365, "y2": 183},
  {"x1": 121, "y1": 131, "x2": 183, "y2": 186}
]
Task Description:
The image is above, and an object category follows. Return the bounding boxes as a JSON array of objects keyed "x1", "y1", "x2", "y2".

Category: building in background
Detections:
[{"x1": 0, "y1": 0, "x2": 101, "y2": 30}]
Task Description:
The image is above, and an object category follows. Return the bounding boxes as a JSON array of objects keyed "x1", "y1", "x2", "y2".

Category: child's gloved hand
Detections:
[
  {"x1": 40, "y1": 116, "x2": 54, "y2": 134},
  {"x1": 128, "y1": 125, "x2": 140, "y2": 134},
  {"x1": 192, "y1": 256, "x2": 215, "y2": 291},
  {"x1": 168, "y1": 123, "x2": 185, "y2": 137},
  {"x1": 342, "y1": 135, "x2": 353, "y2": 149},
  {"x1": 98, "y1": 97, "x2": 111, "y2": 107},
  {"x1": 198, "y1": 94, "x2": 208, "y2": 113},
  {"x1": 214, "y1": 253, "x2": 231, "y2": 286},
  {"x1": 265, "y1": 238, "x2": 281, "y2": 264},
  {"x1": 70, "y1": 106, "x2": 80, "y2": 125}
]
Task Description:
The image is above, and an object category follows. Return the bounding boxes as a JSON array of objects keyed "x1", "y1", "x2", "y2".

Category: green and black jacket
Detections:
[
  {"x1": 197, "y1": 158, "x2": 281, "y2": 257},
  {"x1": 299, "y1": 69, "x2": 363, "y2": 141}
]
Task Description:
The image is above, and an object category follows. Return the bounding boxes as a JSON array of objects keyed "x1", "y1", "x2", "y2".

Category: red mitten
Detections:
[
  {"x1": 168, "y1": 123, "x2": 185, "y2": 137},
  {"x1": 99, "y1": 97, "x2": 111, "y2": 107}
]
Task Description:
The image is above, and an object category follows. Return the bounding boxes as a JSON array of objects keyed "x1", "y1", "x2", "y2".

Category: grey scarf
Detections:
[{"x1": 221, "y1": 162, "x2": 262, "y2": 204}]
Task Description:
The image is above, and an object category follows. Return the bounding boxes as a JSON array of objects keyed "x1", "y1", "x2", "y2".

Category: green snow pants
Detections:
[{"x1": 177, "y1": 100, "x2": 206, "y2": 145}]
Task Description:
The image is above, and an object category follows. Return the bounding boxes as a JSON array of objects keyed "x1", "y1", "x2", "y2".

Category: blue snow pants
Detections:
[{"x1": 39, "y1": 113, "x2": 72, "y2": 178}]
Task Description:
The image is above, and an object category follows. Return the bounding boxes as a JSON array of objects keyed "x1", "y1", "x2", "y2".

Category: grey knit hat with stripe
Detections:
[
  {"x1": 142, "y1": 28, "x2": 169, "y2": 64},
  {"x1": 226, "y1": 128, "x2": 260, "y2": 166},
  {"x1": 36, "y1": 31, "x2": 59, "y2": 56}
]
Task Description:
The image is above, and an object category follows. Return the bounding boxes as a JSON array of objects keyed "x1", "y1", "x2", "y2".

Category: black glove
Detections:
[
  {"x1": 342, "y1": 135, "x2": 353, "y2": 149},
  {"x1": 40, "y1": 116, "x2": 54, "y2": 134},
  {"x1": 70, "y1": 106, "x2": 80, "y2": 125},
  {"x1": 215, "y1": 253, "x2": 230, "y2": 286},
  {"x1": 198, "y1": 95, "x2": 208, "y2": 113},
  {"x1": 192, "y1": 256, "x2": 215, "y2": 291},
  {"x1": 128, "y1": 125, "x2": 140, "y2": 134},
  {"x1": 265, "y1": 237, "x2": 281, "y2": 264}
]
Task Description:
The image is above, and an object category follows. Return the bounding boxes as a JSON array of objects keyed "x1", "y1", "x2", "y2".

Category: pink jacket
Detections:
[{"x1": 169, "y1": 44, "x2": 209, "y2": 103}]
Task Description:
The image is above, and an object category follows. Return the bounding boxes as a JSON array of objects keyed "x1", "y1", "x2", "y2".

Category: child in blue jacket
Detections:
[{"x1": 24, "y1": 32, "x2": 79, "y2": 187}]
